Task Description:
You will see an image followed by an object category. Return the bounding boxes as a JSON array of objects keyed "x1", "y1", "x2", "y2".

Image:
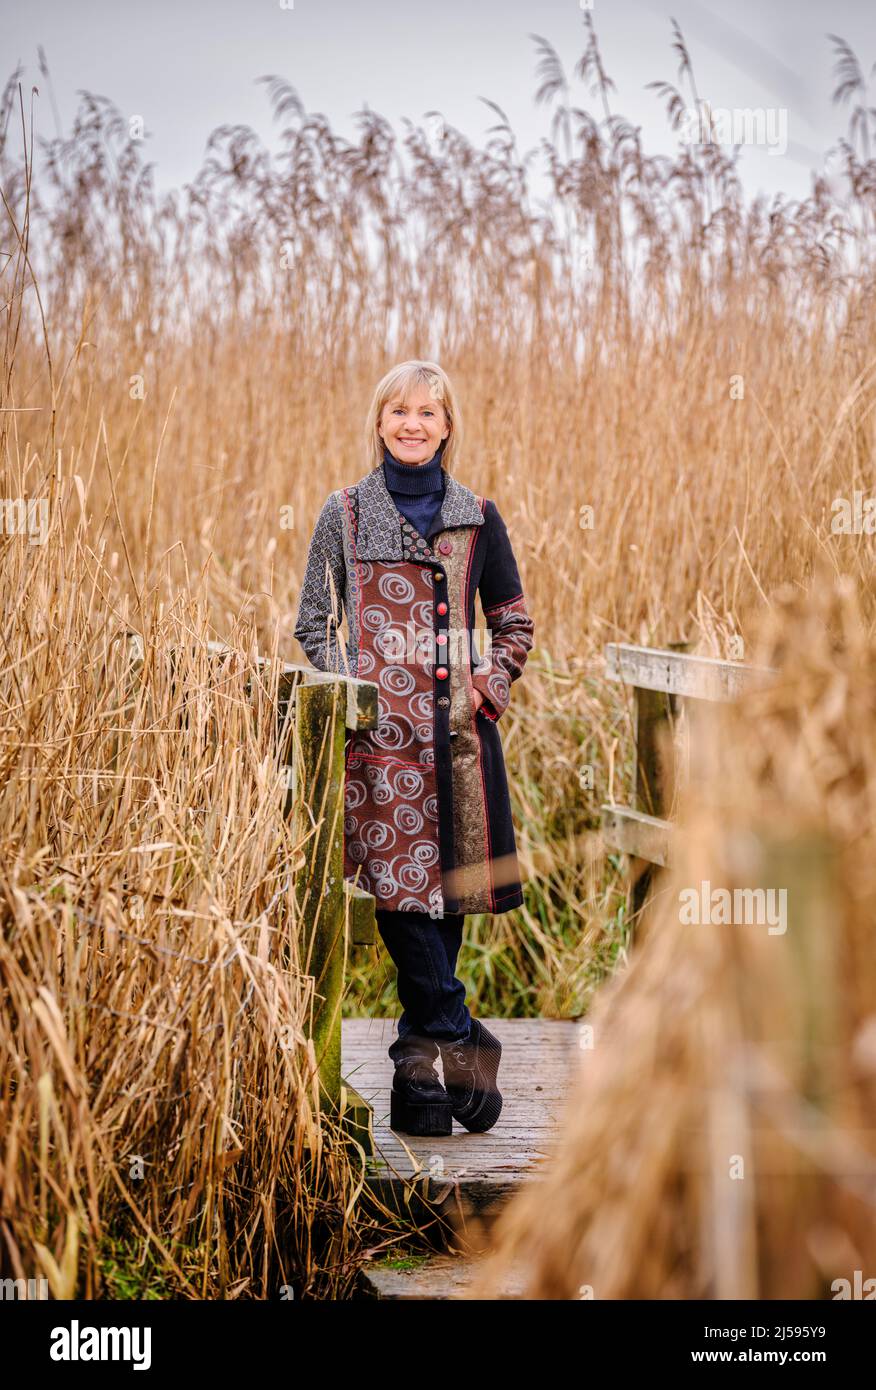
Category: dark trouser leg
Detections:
[{"x1": 375, "y1": 908, "x2": 471, "y2": 1064}]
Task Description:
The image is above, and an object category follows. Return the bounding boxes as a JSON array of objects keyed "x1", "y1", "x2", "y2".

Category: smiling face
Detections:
[{"x1": 377, "y1": 381, "x2": 451, "y2": 465}]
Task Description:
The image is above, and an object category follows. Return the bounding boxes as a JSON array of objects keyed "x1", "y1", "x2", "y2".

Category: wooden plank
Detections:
[
  {"x1": 360, "y1": 1252, "x2": 531, "y2": 1300},
  {"x1": 601, "y1": 804, "x2": 673, "y2": 868},
  {"x1": 606, "y1": 643, "x2": 775, "y2": 703},
  {"x1": 344, "y1": 1018, "x2": 582, "y2": 1215}
]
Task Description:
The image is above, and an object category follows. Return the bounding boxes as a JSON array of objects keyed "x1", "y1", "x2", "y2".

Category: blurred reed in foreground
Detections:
[{"x1": 468, "y1": 571, "x2": 876, "y2": 1298}]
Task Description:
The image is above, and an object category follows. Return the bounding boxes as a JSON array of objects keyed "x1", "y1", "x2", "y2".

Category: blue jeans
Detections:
[{"x1": 376, "y1": 908, "x2": 473, "y2": 1064}]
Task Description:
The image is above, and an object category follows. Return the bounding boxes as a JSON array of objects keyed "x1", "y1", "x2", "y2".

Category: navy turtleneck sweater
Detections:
[{"x1": 382, "y1": 439, "x2": 447, "y2": 541}]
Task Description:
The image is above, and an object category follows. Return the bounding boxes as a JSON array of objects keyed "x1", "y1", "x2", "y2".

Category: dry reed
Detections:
[
  {"x1": 467, "y1": 570, "x2": 876, "y2": 1298},
  {"x1": 2, "y1": 19, "x2": 876, "y2": 1295}
]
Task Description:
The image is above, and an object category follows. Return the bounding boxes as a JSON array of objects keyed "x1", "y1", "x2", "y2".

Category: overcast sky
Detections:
[{"x1": 5, "y1": 0, "x2": 875, "y2": 205}]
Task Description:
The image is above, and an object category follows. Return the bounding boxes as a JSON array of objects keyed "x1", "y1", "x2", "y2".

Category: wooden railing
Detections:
[
  {"x1": 119, "y1": 632, "x2": 379, "y2": 1153},
  {"x1": 600, "y1": 642, "x2": 776, "y2": 929}
]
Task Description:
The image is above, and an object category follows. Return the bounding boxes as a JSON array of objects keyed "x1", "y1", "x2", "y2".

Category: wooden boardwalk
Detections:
[
  {"x1": 356, "y1": 1250, "x2": 533, "y2": 1300},
  {"x1": 343, "y1": 1016, "x2": 581, "y2": 1287}
]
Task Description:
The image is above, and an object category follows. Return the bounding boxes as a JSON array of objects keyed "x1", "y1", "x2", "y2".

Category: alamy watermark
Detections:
[
  {"x1": 379, "y1": 622, "x2": 493, "y2": 668},
  {"x1": 678, "y1": 102, "x2": 788, "y2": 157},
  {"x1": 1, "y1": 497, "x2": 49, "y2": 545},
  {"x1": 1, "y1": 1276, "x2": 49, "y2": 1299},
  {"x1": 830, "y1": 491, "x2": 876, "y2": 534},
  {"x1": 50, "y1": 1320, "x2": 151, "y2": 1369},
  {"x1": 831, "y1": 1270, "x2": 876, "y2": 1299},
  {"x1": 678, "y1": 880, "x2": 787, "y2": 934}
]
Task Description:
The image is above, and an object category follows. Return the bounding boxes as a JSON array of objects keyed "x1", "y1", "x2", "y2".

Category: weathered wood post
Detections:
[
  {"x1": 274, "y1": 662, "x2": 379, "y2": 1151},
  {"x1": 114, "y1": 632, "x2": 379, "y2": 1151},
  {"x1": 601, "y1": 643, "x2": 776, "y2": 946},
  {"x1": 756, "y1": 831, "x2": 841, "y2": 1110},
  {"x1": 712, "y1": 829, "x2": 839, "y2": 1299},
  {"x1": 631, "y1": 640, "x2": 690, "y2": 927},
  {"x1": 290, "y1": 677, "x2": 348, "y2": 1110},
  {"x1": 241, "y1": 656, "x2": 379, "y2": 1144}
]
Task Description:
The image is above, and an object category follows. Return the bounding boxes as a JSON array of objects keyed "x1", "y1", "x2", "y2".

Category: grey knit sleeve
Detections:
[{"x1": 292, "y1": 491, "x2": 350, "y2": 673}]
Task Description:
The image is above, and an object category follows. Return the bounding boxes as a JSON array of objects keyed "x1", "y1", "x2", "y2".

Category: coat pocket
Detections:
[{"x1": 343, "y1": 752, "x2": 442, "y2": 906}]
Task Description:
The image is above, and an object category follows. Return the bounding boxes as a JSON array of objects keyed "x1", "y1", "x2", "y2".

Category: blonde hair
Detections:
[{"x1": 364, "y1": 360, "x2": 462, "y2": 474}]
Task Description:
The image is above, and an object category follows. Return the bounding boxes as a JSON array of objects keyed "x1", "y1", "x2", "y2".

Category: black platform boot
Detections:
[
  {"x1": 390, "y1": 1056, "x2": 453, "y2": 1137},
  {"x1": 438, "y1": 1018, "x2": 503, "y2": 1133}
]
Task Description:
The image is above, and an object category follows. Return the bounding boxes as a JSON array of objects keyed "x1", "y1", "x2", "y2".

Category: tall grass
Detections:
[
  {"x1": 2, "y1": 19, "x2": 876, "y2": 1295},
  {"x1": 469, "y1": 571, "x2": 876, "y2": 1298}
]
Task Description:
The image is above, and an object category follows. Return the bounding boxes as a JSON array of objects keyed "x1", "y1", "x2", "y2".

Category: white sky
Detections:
[{"x1": 5, "y1": 0, "x2": 875, "y2": 205}]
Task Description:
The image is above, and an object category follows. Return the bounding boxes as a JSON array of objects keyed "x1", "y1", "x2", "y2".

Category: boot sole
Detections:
[
  {"x1": 453, "y1": 1088, "x2": 502, "y2": 1133},
  {"x1": 390, "y1": 1089, "x2": 453, "y2": 1137},
  {"x1": 449, "y1": 1027, "x2": 503, "y2": 1133}
]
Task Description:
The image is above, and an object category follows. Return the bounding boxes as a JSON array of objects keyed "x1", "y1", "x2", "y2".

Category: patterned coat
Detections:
[{"x1": 293, "y1": 463, "x2": 535, "y2": 917}]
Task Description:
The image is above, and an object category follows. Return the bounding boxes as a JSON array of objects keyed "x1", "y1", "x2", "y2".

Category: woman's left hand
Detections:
[{"x1": 471, "y1": 688, "x2": 484, "y2": 713}]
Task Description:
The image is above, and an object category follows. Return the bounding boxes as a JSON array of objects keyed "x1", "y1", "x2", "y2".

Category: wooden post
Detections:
[
  {"x1": 291, "y1": 679, "x2": 348, "y2": 1111},
  {"x1": 601, "y1": 642, "x2": 777, "y2": 945},
  {"x1": 630, "y1": 640, "x2": 690, "y2": 930},
  {"x1": 114, "y1": 633, "x2": 379, "y2": 1152},
  {"x1": 757, "y1": 832, "x2": 840, "y2": 1110},
  {"x1": 710, "y1": 830, "x2": 839, "y2": 1298}
]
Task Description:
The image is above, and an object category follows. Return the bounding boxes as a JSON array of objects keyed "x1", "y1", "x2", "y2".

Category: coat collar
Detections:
[{"x1": 353, "y1": 463, "x2": 484, "y2": 561}]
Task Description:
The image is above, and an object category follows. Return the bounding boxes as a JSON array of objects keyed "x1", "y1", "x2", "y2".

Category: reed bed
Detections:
[
  {"x1": 467, "y1": 570, "x2": 876, "y2": 1298},
  {"x1": 1, "y1": 19, "x2": 875, "y2": 1295}
]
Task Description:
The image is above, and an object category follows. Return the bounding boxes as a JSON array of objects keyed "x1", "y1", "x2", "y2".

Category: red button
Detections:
[
  {"x1": 439, "y1": 539, "x2": 452, "y2": 555},
  {"x1": 436, "y1": 601, "x2": 448, "y2": 615},
  {"x1": 436, "y1": 666, "x2": 448, "y2": 680}
]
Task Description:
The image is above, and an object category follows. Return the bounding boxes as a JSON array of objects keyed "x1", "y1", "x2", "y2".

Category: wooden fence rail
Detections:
[
  {"x1": 600, "y1": 642, "x2": 777, "y2": 929},
  {"x1": 117, "y1": 631, "x2": 380, "y2": 1153}
]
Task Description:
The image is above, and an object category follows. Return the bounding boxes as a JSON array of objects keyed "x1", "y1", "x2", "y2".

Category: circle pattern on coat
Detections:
[
  {"x1": 344, "y1": 559, "x2": 443, "y2": 911},
  {"x1": 483, "y1": 670, "x2": 510, "y2": 711}
]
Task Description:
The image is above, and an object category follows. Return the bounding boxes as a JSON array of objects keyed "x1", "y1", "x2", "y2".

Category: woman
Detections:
[{"x1": 293, "y1": 360, "x2": 534, "y2": 1137}]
